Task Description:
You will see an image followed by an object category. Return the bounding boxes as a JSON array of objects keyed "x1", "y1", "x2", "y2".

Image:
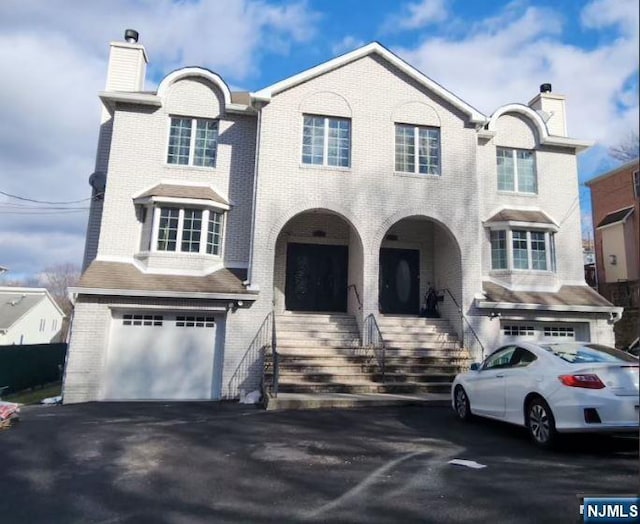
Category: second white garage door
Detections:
[{"x1": 102, "y1": 312, "x2": 219, "y2": 400}]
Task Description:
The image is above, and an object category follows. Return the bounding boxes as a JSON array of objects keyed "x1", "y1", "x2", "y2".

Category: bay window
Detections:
[
  {"x1": 153, "y1": 206, "x2": 224, "y2": 256},
  {"x1": 490, "y1": 228, "x2": 554, "y2": 271}
]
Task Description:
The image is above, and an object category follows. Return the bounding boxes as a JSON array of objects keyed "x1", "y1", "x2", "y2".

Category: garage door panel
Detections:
[{"x1": 103, "y1": 312, "x2": 218, "y2": 400}]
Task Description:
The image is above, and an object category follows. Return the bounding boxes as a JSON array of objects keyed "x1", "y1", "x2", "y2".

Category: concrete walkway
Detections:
[{"x1": 264, "y1": 391, "x2": 451, "y2": 410}]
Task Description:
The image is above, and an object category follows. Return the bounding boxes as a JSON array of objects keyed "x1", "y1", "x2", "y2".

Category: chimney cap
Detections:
[
  {"x1": 124, "y1": 29, "x2": 139, "y2": 43},
  {"x1": 540, "y1": 83, "x2": 552, "y2": 93}
]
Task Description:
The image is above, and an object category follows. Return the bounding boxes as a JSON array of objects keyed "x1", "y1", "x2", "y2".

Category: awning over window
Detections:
[
  {"x1": 133, "y1": 184, "x2": 230, "y2": 208},
  {"x1": 484, "y1": 209, "x2": 557, "y2": 226}
]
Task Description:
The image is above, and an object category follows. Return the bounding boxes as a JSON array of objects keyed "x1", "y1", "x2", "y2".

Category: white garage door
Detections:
[{"x1": 103, "y1": 312, "x2": 218, "y2": 400}]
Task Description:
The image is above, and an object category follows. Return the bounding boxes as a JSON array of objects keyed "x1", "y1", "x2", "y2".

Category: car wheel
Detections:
[
  {"x1": 453, "y1": 385, "x2": 472, "y2": 421},
  {"x1": 526, "y1": 397, "x2": 557, "y2": 448}
]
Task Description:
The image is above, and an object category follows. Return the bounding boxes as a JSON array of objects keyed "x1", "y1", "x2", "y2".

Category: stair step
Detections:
[{"x1": 277, "y1": 382, "x2": 452, "y2": 394}]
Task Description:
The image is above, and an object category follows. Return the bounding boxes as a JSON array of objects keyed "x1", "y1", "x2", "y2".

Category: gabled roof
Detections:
[
  {"x1": 596, "y1": 206, "x2": 634, "y2": 229},
  {"x1": 251, "y1": 42, "x2": 486, "y2": 124},
  {"x1": 0, "y1": 288, "x2": 64, "y2": 331}
]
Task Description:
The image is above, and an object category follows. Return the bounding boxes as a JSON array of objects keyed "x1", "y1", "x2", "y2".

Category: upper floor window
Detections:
[
  {"x1": 167, "y1": 117, "x2": 219, "y2": 168},
  {"x1": 302, "y1": 115, "x2": 350, "y2": 168},
  {"x1": 634, "y1": 170, "x2": 639, "y2": 199},
  {"x1": 490, "y1": 228, "x2": 554, "y2": 271},
  {"x1": 497, "y1": 147, "x2": 537, "y2": 193},
  {"x1": 154, "y1": 206, "x2": 224, "y2": 256},
  {"x1": 395, "y1": 124, "x2": 440, "y2": 175}
]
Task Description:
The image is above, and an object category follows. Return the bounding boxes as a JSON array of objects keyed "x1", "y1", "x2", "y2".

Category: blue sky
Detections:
[{"x1": 0, "y1": 0, "x2": 638, "y2": 280}]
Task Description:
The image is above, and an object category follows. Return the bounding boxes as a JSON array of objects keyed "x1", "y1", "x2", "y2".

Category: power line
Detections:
[{"x1": 0, "y1": 189, "x2": 93, "y2": 205}]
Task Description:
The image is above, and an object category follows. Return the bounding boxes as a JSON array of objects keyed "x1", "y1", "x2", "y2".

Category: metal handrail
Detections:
[
  {"x1": 270, "y1": 309, "x2": 279, "y2": 397},
  {"x1": 363, "y1": 313, "x2": 386, "y2": 382},
  {"x1": 441, "y1": 288, "x2": 486, "y2": 358},
  {"x1": 347, "y1": 284, "x2": 363, "y2": 310},
  {"x1": 227, "y1": 311, "x2": 274, "y2": 399}
]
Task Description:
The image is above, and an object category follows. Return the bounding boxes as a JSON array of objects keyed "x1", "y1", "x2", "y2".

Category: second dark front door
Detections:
[
  {"x1": 285, "y1": 243, "x2": 348, "y2": 312},
  {"x1": 379, "y1": 248, "x2": 420, "y2": 314}
]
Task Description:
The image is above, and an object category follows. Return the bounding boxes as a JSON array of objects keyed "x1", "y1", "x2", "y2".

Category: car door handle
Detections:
[{"x1": 496, "y1": 374, "x2": 505, "y2": 378}]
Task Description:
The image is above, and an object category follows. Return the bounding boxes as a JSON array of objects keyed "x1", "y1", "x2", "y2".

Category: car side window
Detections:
[
  {"x1": 482, "y1": 346, "x2": 517, "y2": 370},
  {"x1": 510, "y1": 347, "x2": 537, "y2": 367}
]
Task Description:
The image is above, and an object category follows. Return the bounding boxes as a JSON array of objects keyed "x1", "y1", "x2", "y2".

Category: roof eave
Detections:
[
  {"x1": 475, "y1": 299, "x2": 621, "y2": 314},
  {"x1": 69, "y1": 287, "x2": 259, "y2": 301}
]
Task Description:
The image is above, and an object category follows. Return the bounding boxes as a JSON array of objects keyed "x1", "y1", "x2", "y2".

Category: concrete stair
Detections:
[{"x1": 264, "y1": 313, "x2": 472, "y2": 404}]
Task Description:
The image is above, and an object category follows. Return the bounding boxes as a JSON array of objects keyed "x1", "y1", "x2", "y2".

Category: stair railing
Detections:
[
  {"x1": 347, "y1": 284, "x2": 363, "y2": 310},
  {"x1": 227, "y1": 310, "x2": 275, "y2": 399},
  {"x1": 440, "y1": 288, "x2": 486, "y2": 359},
  {"x1": 362, "y1": 313, "x2": 386, "y2": 382}
]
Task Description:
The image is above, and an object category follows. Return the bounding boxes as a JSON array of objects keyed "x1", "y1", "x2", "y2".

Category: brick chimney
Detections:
[
  {"x1": 528, "y1": 83, "x2": 567, "y2": 137},
  {"x1": 105, "y1": 29, "x2": 148, "y2": 93}
]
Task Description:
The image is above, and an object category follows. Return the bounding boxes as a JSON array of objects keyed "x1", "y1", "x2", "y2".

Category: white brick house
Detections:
[{"x1": 63, "y1": 32, "x2": 621, "y2": 403}]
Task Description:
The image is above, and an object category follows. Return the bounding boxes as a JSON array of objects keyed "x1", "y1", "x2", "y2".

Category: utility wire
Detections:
[{"x1": 0, "y1": 189, "x2": 93, "y2": 205}]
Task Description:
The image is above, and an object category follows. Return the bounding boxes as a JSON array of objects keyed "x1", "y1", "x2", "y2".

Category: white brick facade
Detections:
[{"x1": 64, "y1": 40, "x2": 619, "y2": 403}]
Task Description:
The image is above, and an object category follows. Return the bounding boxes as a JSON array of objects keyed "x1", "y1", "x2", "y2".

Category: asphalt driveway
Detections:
[{"x1": 0, "y1": 402, "x2": 637, "y2": 523}]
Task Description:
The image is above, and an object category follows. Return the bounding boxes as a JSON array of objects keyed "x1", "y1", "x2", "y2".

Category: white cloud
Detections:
[
  {"x1": 394, "y1": 1, "x2": 639, "y2": 146},
  {"x1": 332, "y1": 36, "x2": 366, "y2": 56},
  {"x1": 383, "y1": 0, "x2": 450, "y2": 33},
  {"x1": 0, "y1": 0, "x2": 319, "y2": 278}
]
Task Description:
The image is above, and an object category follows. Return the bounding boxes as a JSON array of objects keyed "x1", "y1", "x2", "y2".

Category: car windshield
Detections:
[{"x1": 540, "y1": 343, "x2": 638, "y2": 364}]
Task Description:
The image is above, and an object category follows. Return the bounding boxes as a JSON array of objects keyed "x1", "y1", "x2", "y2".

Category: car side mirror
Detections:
[{"x1": 470, "y1": 363, "x2": 481, "y2": 371}]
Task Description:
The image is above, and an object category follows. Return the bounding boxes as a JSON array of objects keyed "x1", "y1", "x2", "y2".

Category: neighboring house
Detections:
[
  {"x1": 63, "y1": 31, "x2": 621, "y2": 404},
  {"x1": 586, "y1": 158, "x2": 640, "y2": 348},
  {"x1": 0, "y1": 287, "x2": 65, "y2": 345}
]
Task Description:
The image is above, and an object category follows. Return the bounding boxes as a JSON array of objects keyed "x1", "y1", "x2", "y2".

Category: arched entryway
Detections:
[
  {"x1": 273, "y1": 209, "x2": 364, "y2": 315},
  {"x1": 378, "y1": 216, "x2": 462, "y2": 317}
]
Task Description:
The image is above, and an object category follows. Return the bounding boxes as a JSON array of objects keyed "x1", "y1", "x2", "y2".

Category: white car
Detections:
[{"x1": 452, "y1": 341, "x2": 639, "y2": 447}]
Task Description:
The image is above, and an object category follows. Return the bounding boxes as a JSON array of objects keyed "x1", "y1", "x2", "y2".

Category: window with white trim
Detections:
[
  {"x1": 302, "y1": 115, "x2": 351, "y2": 167},
  {"x1": 503, "y1": 325, "x2": 534, "y2": 336},
  {"x1": 490, "y1": 228, "x2": 554, "y2": 271},
  {"x1": 122, "y1": 314, "x2": 164, "y2": 326},
  {"x1": 497, "y1": 147, "x2": 537, "y2": 193},
  {"x1": 154, "y1": 206, "x2": 224, "y2": 255},
  {"x1": 544, "y1": 326, "x2": 575, "y2": 338},
  {"x1": 176, "y1": 316, "x2": 215, "y2": 328},
  {"x1": 39, "y1": 319, "x2": 45, "y2": 332},
  {"x1": 395, "y1": 124, "x2": 441, "y2": 175},
  {"x1": 167, "y1": 117, "x2": 219, "y2": 167},
  {"x1": 51, "y1": 319, "x2": 58, "y2": 332}
]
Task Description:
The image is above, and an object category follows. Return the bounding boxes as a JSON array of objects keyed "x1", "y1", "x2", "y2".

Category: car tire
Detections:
[
  {"x1": 453, "y1": 385, "x2": 472, "y2": 421},
  {"x1": 526, "y1": 397, "x2": 557, "y2": 448}
]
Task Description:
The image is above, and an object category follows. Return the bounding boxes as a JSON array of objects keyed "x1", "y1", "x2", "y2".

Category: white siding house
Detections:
[
  {"x1": 63, "y1": 32, "x2": 621, "y2": 404},
  {"x1": 0, "y1": 288, "x2": 65, "y2": 345}
]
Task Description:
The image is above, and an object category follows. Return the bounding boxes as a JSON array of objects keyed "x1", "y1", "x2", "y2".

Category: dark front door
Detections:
[
  {"x1": 285, "y1": 243, "x2": 348, "y2": 312},
  {"x1": 379, "y1": 248, "x2": 420, "y2": 314}
]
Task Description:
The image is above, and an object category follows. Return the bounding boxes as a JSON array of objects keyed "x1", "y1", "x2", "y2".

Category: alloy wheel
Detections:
[{"x1": 529, "y1": 403, "x2": 550, "y2": 444}]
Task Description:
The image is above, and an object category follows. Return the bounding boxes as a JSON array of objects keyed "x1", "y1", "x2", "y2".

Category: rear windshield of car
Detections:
[{"x1": 540, "y1": 343, "x2": 638, "y2": 364}]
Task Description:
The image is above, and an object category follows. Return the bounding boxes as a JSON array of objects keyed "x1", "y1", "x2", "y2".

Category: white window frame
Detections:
[
  {"x1": 167, "y1": 117, "x2": 219, "y2": 168},
  {"x1": 489, "y1": 228, "x2": 554, "y2": 272},
  {"x1": 150, "y1": 206, "x2": 225, "y2": 256},
  {"x1": 395, "y1": 124, "x2": 441, "y2": 175},
  {"x1": 496, "y1": 147, "x2": 537, "y2": 194},
  {"x1": 301, "y1": 115, "x2": 351, "y2": 168}
]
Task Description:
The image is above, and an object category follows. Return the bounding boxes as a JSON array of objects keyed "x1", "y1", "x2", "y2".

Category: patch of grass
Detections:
[{"x1": 2, "y1": 383, "x2": 62, "y2": 405}]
